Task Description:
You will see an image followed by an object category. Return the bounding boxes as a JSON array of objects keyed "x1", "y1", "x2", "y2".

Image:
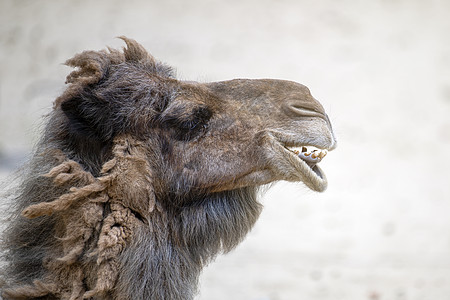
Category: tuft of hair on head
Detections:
[
  {"x1": 56, "y1": 36, "x2": 174, "y2": 107},
  {"x1": 53, "y1": 37, "x2": 176, "y2": 144}
]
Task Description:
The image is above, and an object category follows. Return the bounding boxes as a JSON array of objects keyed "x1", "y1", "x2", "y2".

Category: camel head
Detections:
[{"x1": 58, "y1": 37, "x2": 336, "y2": 205}]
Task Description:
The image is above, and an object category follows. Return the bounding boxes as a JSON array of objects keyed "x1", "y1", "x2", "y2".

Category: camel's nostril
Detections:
[{"x1": 284, "y1": 103, "x2": 326, "y2": 120}]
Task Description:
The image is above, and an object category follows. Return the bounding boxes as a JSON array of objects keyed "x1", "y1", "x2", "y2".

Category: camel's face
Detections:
[
  {"x1": 58, "y1": 38, "x2": 335, "y2": 199},
  {"x1": 158, "y1": 79, "x2": 336, "y2": 194}
]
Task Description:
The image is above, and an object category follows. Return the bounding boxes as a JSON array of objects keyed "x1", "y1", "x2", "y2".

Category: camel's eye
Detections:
[
  {"x1": 161, "y1": 105, "x2": 212, "y2": 141},
  {"x1": 176, "y1": 107, "x2": 212, "y2": 140},
  {"x1": 178, "y1": 116, "x2": 200, "y2": 131}
]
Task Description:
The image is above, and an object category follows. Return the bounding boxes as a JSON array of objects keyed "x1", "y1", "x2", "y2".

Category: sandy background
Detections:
[{"x1": 1, "y1": 0, "x2": 450, "y2": 299}]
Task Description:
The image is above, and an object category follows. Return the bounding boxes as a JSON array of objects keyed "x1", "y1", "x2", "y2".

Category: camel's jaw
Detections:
[{"x1": 265, "y1": 129, "x2": 336, "y2": 192}]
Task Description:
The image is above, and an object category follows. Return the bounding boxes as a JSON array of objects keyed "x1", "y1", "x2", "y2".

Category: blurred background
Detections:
[{"x1": 1, "y1": 0, "x2": 450, "y2": 299}]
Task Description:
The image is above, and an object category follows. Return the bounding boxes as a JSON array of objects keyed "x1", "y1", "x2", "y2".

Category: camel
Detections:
[{"x1": 0, "y1": 37, "x2": 336, "y2": 300}]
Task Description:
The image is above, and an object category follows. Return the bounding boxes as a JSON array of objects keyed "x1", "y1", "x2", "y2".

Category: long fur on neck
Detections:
[{"x1": 116, "y1": 188, "x2": 262, "y2": 300}]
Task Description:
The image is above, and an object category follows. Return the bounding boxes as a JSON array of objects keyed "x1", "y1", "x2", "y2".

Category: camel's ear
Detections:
[{"x1": 119, "y1": 36, "x2": 175, "y2": 77}]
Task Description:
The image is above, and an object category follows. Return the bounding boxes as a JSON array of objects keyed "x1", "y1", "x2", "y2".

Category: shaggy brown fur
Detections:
[{"x1": 0, "y1": 37, "x2": 336, "y2": 299}]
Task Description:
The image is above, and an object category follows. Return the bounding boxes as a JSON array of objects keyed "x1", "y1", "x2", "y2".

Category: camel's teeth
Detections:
[{"x1": 287, "y1": 146, "x2": 328, "y2": 163}]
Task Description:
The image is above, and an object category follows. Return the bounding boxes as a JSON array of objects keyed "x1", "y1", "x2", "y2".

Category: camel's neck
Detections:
[
  {"x1": 116, "y1": 221, "x2": 202, "y2": 300},
  {"x1": 114, "y1": 188, "x2": 262, "y2": 300}
]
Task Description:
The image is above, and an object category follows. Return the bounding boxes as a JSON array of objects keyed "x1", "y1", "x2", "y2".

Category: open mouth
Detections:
[
  {"x1": 286, "y1": 146, "x2": 327, "y2": 172},
  {"x1": 284, "y1": 145, "x2": 330, "y2": 191}
]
